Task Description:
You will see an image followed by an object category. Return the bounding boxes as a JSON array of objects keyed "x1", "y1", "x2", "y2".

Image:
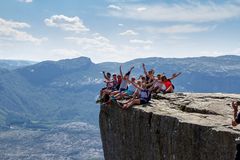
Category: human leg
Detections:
[{"x1": 123, "y1": 99, "x2": 140, "y2": 109}]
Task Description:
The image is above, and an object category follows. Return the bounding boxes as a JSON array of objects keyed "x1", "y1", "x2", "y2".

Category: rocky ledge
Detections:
[{"x1": 99, "y1": 93, "x2": 240, "y2": 160}]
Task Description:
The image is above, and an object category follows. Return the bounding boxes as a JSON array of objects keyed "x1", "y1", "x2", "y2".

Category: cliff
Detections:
[{"x1": 99, "y1": 93, "x2": 240, "y2": 160}]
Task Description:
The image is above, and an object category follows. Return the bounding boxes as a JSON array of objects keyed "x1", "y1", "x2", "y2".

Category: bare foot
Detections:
[
  {"x1": 232, "y1": 120, "x2": 238, "y2": 127},
  {"x1": 123, "y1": 104, "x2": 130, "y2": 110},
  {"x1": 123, "y1": 104, "x2": 131, "y2": 110}
]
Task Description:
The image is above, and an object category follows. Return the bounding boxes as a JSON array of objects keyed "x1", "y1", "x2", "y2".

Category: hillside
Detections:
[
  {"x1": 0, "y1": 60, "x2": 36, "y2": 70},
  {"x1": 1, "y1": 55, "x2": 240, "y2": 128}
]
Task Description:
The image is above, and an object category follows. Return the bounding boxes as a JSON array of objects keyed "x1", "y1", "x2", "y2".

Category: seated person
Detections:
[
  {"x1": 112, "y1": 73, "x2": 118, "y2": 91},
  {"x1": 139, "y1": 75, "x2": 146, "y2": 84},
  {"x1": 231, "y1": 101, "x2": 240, "y2": 160},
  {"x1": 142, "y1": 63, "x2": 155, "y2": 82},
  {"x1": 114, "y1": 77, "x2": 138, "y2": 100},
  {"x1": 232, "y1": 101, "x2": 240, "y2": 126},
  {"x1": 116, "y1": 74, "x2": 122, "y2": 90},
  {"x1": 110, "y1": 65, "x2": 134, "y2": 96},
  {"x1": 161, "y1": 72, "x2": 181, "y2": 94},
  {"x1": 97, "y1": 71, "x2": 113, "y2": 103},
  {"x1": 149, "y1": 74, "x2": 164, "y2": 94},
  {"x1": 124, "y1": 77, "x2": 137, "y2": 97},
  {"x1": 100, "y1": 71, "x2": 113, "y2": 97},
  {"x1": 142, "y1": 63, "x2": 155, "y2": 89},
  {"x1": 122, "y1": 79, "x2": 151, "y2": 109}
]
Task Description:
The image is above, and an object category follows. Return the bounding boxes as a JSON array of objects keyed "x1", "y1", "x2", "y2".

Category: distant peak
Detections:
[
  {"x1": 72, "y1": 57, "x2": 93, "y2": 63},
  {"x1": 58, "y1": 56, "x2": 93, "y2": 65},
  {"x1": 76, "y1": 56, "x2": 91, "y2": 60}
]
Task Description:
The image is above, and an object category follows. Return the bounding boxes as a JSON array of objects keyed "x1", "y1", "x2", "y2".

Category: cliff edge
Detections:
[{"x1": 99, "y1": 93, "x2": 240, "y2": 160}]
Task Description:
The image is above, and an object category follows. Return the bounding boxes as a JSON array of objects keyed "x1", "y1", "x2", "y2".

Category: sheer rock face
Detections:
[{"x1": 99, "y1": 93, "x2": 240, "y2": 160}]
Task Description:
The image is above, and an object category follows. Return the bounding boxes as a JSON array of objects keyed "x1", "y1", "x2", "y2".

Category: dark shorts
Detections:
[
  {"x1": 236, "y1": 113, "x2": 240, "y2": 124},
  {"x1": 140, "y1": 98, "x2": 149, "y2": 104}
]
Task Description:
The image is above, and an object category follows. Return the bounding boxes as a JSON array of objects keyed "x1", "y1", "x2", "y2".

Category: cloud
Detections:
[
  {"x1": 142, "y1": 24, "x2": 215, "y2": 34},
  {"x1": 44, "y1": 15, "x2": 89, "y2": 33},
  {"x1": 108, "y1": 5, "x2": 122, "y2": 10},
  {"x1": 0, "y1": 18, "x2": 30, "y2": 29},
  {"x1": 194, "y1": 48, "x2": 240, "y2": 58},
  {"x1": 233, "y1": 48, "x2": 240, "y2": 54},
  {"x1": 18, "y1": 0, "x2": 33, "y2": 3},
  {"x1": 65, "y1": 34, "x2": 116, "y2": 53},
  {"x1": 118, "y1": 23, "x2": 124, "y2": 27},
  {"x1": 108, "y1": 1, "x2": 240, "y2": 22},
  {"x1": 168, "y1": 35, "x2": 189, "y2": 40},
  {"x1": 129, "y1": 39, "x2": 153, "y2": 45},
  {"x1": 137, "y1": 7, "x2": 146, "y2": 12},
  {"x1": 119, "y1": 30, "x2": 138, "y2": 36},
  {"x1": 0, "y1": 18, "x2": 46, "y2": 44}
]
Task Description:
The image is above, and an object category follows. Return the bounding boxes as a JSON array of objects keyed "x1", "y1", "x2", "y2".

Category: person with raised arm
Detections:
[
  {"x1": 232, "y1": 101, "x2": 240, "y2": 126},
  {"x1": 119, "y1": 65, "x2": 134, "y2": 92},
  {"x1": 149, "y1": 74, "x2": 164, "y2": 94},
  {"x1": 122, "y1": 78, "x2": 151, "y2": 109},
  {"x1": 142, "y1": 63, "x2": 155, "y2": 83},
  {"x1": 110, "y1": 65, "x2": 134, "y2": 97},
  {"x1": 96, "y1": 71, "x2": 113, "y2": 103},
  {"x1": 100, "y1": 71, "x2": 113, "y2": 95},
  {"x1": 161, "y1": 72, "x2": 182, "y2": 94}
]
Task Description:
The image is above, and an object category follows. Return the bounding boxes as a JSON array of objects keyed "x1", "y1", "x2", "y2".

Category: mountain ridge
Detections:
[{"x1": 0, "y1": 55, "x2": 240, "y2": 128}]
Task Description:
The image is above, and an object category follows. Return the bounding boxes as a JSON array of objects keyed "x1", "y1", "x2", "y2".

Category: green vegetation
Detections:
[{"x1": 1, "y1": 56, "x2": 240, "y2": 129}]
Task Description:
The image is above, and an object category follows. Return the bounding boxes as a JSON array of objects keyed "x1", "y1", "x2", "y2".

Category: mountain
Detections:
[
  {"x1": 1, "y1": 55, "x2": 240, "y2": 159},
  {"x1": 125, "y1": 55, "x2": 240, "y2": 93},
  {"x1": 1, "y1": 55, "x2": 240, "y2": 128},
  {"x1": 0, "y1": 60, "x2": 36, "y2": 70},
  {"x1": 0, "y1": 57, "x2": 101, "y2": 127}
]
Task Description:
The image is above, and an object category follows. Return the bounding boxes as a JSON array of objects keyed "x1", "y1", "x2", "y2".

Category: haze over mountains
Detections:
[
  {"x1": 1, "y1": 55, "x2": 240, "y2": 128},
  {"x1": 0, "y1": 60, "x2": 36, "y2": 70},
  {"x1": 0, "y1": 55, "x2": 240, "y2": 159}
]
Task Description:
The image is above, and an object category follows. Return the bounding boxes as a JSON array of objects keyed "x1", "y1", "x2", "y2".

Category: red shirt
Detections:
[
  {"x1": 164, "y1": 80, "x2": 172, "y2": 89},
  {"x1": 117, "y1": 79, "x2": 122, "y2": 85}
]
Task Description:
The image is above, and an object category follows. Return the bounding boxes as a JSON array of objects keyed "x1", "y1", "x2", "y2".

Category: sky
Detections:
[{"x1": 0, "y1": 0, "x2": 240, "y2": 63}]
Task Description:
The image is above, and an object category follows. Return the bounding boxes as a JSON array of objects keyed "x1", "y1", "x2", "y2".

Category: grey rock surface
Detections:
[{"x1": 99, "y1": 93, "x2": 240, "y2": 160}]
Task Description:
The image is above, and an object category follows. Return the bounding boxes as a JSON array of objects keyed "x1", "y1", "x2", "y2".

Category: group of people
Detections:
[
  {"x1": 97, "y1": 63, "x2": 240, "y2": 158},
  {"x1": 97, "y1": 63, "x2": 181, "y2": 109}
]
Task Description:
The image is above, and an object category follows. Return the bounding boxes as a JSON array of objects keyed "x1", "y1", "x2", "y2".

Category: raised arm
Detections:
[
  {"x1": 169, "y1": 72, "x2": 182, "y2": 80},
  {"x1": 102, "y1": 71, "x2": 108, "y2": 80},
  {"x1": 129, "y1": 66, "x2": 134, "y2": 72},
  {"x1": 142, "y1": 63, "x2": 148, "y2": 76},
  {"x1": 127, "y1": 79, "x2": 143, "y2": 90},
  {"x1": 125, "y1": 66, "x2": 134, "y2": 76},
  {"x1": 146, "y1": 78, "x2": 157, "y2": 87},
  {"x1": 119, "y1": 65, "x2": 123, "y2": 78}
]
